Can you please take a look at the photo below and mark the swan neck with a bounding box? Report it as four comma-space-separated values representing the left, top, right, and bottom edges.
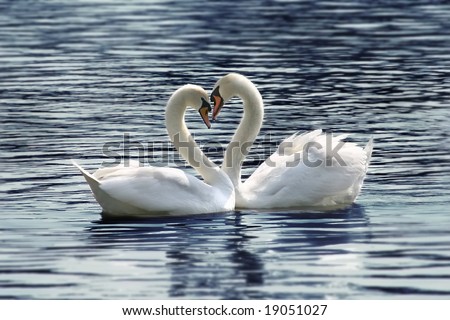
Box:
222, 80, 264, 188
165, 94, 221, 185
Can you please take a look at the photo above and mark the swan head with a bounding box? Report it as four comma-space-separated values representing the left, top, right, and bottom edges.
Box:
210, 73, 254, 120
174, 84, 212, 129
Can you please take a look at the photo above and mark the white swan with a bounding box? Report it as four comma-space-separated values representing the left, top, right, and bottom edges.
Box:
73, 84, 234, 218
210, 73, 372, 209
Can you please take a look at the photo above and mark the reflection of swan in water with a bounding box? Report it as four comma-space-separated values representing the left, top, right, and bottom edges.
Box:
165, 212, 265, 298
85, 204, 369, 299
260, 204, 369, 299
73, 85, 234, 219
85, 212, 265, 298
266, 203, 368, 249
226, 213, 265, 287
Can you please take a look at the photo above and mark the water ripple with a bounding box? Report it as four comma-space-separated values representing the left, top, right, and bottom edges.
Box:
1, 0, 449, 299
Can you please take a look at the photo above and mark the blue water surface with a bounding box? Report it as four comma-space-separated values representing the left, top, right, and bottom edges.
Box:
1, 0, 450, 299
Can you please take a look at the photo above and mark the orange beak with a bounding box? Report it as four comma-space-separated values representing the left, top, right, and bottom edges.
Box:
212, 95, 224, 121
199, 105, 211, 129
210, 86, 224, 121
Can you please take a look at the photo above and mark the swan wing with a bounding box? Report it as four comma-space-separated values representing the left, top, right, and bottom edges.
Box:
73, 161, 215, 217
240, 132, 371, 208
277, 129, 324, 156
99, 167, 213, 215
92, 159, 142, 180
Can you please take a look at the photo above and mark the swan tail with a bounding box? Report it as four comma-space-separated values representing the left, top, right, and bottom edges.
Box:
71, 160, 101, 191
364, 137, 374, 171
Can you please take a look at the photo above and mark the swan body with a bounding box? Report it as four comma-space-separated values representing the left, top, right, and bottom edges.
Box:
73, 85, 234, 218
210, 73, 372, 209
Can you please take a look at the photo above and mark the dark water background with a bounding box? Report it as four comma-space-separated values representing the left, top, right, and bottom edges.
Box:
1, 0, 450, 299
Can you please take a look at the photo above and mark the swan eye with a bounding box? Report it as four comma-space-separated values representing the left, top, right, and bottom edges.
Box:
201, 97, 211, 111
